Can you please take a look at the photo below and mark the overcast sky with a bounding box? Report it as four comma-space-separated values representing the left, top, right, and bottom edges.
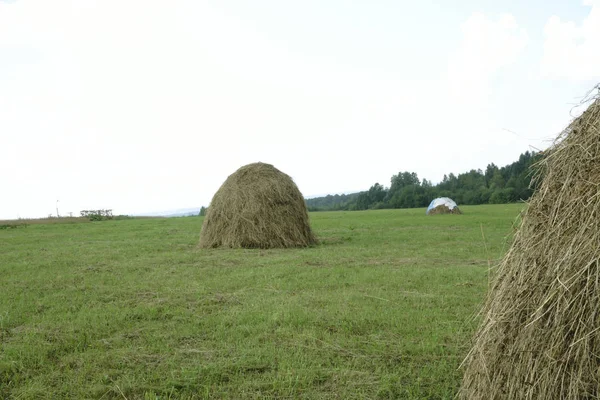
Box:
1, 0, 599, 219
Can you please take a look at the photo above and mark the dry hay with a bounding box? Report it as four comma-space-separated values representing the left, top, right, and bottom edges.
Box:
460, 87, 600, 399
427, 204, 462, 215
199, 162, 317, 249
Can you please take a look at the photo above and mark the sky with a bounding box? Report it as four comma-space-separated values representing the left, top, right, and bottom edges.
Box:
1, 0, 599, 219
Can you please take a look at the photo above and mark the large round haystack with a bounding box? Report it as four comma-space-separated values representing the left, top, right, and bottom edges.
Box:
199, 162, 317, 249
461, 88, 600, 399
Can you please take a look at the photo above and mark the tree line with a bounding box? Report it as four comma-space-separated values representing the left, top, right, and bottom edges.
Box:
80, 209, 114, 221
306, 151, 542, 211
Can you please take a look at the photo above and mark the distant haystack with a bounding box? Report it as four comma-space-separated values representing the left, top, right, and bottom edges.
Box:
460, 88, 600, 399
199, 162, 317, 249
426, 197, 462, 215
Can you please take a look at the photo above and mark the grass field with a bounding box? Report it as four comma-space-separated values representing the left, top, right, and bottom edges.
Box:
0, 204, 523, 399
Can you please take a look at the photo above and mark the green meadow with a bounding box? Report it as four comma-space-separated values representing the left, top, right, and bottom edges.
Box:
1, 204, 523, 399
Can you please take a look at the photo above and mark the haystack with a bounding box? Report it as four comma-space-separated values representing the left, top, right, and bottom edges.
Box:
426, 197, 462, 215
199, 162, 317, 249
460, 88, 600, 399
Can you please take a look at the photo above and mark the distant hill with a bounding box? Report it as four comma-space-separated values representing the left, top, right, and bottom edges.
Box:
305, 192, 361, 211
134, 207, 200, 217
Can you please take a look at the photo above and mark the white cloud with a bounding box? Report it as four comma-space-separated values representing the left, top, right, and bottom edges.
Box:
1, 0, 421, 217
440, 13, 533, 177
541, 1, 600, 80
0, 2, 574, 219
448, 13, 528, 106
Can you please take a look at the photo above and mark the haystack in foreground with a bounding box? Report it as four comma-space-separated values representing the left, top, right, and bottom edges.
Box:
199, 162, 317, 249
461, 91, 600, 399
426, 197, 462, 215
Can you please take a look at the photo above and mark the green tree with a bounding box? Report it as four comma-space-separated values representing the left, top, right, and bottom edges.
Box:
304, 151, 541, 211
490, 170, 505, 190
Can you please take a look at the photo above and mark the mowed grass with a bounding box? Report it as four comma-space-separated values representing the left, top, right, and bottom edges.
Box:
0, 204, 523, 399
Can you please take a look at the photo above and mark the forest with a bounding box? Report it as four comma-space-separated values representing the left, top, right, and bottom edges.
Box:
306, 151, 542, 211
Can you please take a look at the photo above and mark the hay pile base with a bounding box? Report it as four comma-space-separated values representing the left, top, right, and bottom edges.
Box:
461, 91, 600, 399
427, 205, 462, 215
199, 162, 317, 249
